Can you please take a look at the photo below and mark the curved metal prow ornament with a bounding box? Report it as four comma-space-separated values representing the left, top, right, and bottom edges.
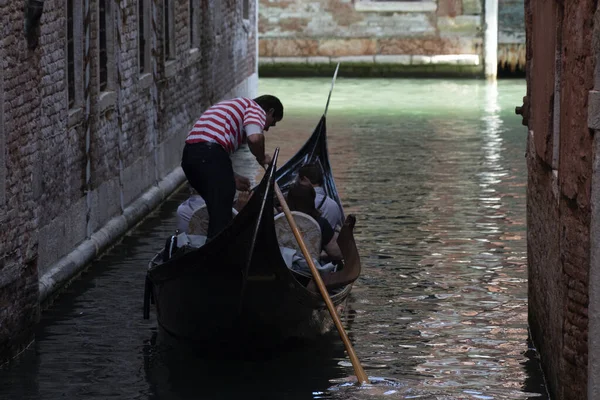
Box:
323, 63, 340, 118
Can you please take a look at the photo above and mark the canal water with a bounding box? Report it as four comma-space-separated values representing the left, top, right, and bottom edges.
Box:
0, 78, 548, 399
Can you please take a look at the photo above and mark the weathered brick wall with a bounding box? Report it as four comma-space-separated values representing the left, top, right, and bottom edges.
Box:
259, 0, 526, 74
525, 0, 596, 398
258, 0, 483, 74
1, 0, 257, 363
0, 0, 44, 361
557, 1, 595, 398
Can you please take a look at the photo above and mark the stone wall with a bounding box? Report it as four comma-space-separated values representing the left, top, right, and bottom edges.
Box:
257, 0, 525, 76
524, 0, 597, 399
0, 0, 258, 363
258, 0, 483, 76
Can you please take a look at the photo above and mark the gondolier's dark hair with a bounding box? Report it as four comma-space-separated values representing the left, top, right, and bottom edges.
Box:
253, 95, 284, 120
299, 163, 324, 186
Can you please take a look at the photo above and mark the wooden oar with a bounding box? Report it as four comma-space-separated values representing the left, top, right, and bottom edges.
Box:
272, 180, 369, 385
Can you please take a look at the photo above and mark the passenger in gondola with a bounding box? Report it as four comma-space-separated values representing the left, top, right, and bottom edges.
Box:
176, 185, 253, 234
286, 181, 343, 261
176, 186, 206, 233
298, 163, 343, 231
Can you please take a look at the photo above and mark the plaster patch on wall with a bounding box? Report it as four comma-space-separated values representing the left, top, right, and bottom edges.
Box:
354, 1, 437, 12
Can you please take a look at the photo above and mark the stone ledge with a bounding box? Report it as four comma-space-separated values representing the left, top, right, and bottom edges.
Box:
438, 15, 482, 36
139, 73, 153, 90
38, 167, 186, 303
430, 54, 480, 65
375, 55, 411, 65
332, 55, 375, 63
188, 47, 201, 64
98, 91, 117, 114
259, 61, 483, 78
308, 56, 331, 64
165, 60, 178, 79
259, 57, 275, 64
68, 107, 84, 128
354, 1, 437, 12
243, 19, 251, 34
260, 54, 480, 66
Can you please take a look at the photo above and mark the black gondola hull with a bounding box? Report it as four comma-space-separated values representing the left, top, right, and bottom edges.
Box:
146, 116, 360, 345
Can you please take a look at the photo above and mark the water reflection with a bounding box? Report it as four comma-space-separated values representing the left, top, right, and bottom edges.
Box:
142, 330, 350, 400
0, 78, 547, 400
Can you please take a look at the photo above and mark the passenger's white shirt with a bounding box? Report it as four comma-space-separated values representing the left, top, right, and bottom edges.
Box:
314, 186, 343, 230
176, 195, 206, 233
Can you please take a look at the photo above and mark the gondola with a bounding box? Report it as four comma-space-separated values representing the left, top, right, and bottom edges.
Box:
144, 66, 361, 347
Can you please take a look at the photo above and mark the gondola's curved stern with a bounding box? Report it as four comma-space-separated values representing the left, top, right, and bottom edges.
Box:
275, 115, 343, 217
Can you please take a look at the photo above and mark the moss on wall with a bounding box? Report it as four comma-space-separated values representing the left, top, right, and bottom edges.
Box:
259, 62, 484, 78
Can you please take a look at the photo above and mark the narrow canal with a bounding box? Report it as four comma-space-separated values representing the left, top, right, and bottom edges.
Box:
0, 78, 548, 399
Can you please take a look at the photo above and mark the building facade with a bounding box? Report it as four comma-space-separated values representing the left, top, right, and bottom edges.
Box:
0, 0, 258, 363
258, 0, 525, 77
519, 0, 600, 399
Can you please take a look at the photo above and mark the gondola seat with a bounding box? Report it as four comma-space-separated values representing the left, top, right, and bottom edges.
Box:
274, 211, 322, 262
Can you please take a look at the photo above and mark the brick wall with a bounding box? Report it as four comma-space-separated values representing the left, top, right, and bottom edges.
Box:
0, 0, 44, 362
0, 0, 257, 363
525, 0, 597, 398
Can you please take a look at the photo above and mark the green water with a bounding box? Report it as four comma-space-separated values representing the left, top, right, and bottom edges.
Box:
260, 78, 525, 118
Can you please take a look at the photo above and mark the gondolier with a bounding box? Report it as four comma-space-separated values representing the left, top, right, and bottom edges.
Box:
181, 95, 284, 239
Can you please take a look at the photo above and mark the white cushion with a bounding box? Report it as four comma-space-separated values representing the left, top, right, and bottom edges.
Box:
274, 211, 322, 261
188, 204, 239, 236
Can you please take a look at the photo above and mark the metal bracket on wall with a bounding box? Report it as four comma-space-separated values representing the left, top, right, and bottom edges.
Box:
515, 95, 529, 126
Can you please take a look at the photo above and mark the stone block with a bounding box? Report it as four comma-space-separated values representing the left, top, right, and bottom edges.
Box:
37, 197, 86, 276
317, 39, 377, 57
438, 15, 482, 36
437, 0, 462, 17
278, 57, 309, 63
121, 157, 156, 208
379, 37, 474, 55
331, 55, 375, 63
156, 128, 187, 180
462, 0, 483, 14
374, 55, 411, 65
260, 39, 319, 57
430, 54, 480, 65
88, 177, 122, 234
354, 1, 436, 12
307, 56, 331, 64
259, 57, 275, 64
411, 55, 432, 64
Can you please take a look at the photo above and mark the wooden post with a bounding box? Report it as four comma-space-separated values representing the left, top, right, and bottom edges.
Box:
484, 0, 498, 80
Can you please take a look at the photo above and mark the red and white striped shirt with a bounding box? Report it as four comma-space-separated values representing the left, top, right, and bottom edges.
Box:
185, 98, 267, 154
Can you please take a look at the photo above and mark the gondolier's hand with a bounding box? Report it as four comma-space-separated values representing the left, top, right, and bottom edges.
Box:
259, 153, 272, 167
234, 174, 251, 191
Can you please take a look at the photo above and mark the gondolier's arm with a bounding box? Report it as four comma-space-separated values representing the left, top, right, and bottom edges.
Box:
247, 130, 271, 166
